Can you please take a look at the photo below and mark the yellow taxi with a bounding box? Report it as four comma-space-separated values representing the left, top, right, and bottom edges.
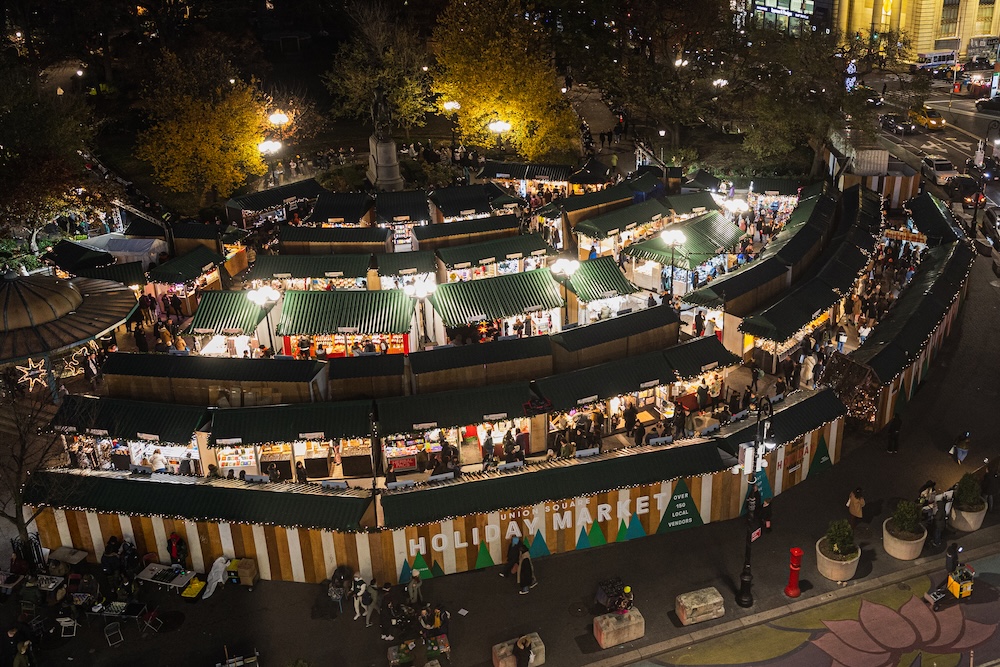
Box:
909, 105, 946, 130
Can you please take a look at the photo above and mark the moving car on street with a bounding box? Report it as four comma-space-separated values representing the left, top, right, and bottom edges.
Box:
910, 105, 947, 130
944, 174, 986, 209
921, 155, 960, 185
975, 97, 1000, 113
879, 113, 917, 135
966, 157, 1000, 182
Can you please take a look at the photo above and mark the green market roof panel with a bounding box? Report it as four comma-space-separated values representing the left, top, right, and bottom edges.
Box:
739, 280, 840, 343
210, 400, 372, 445
25, 469, 371, 532
573, 199, 668, 240
381, 440, 728, 528
44, 240, 114, 273
412, 214, 520, 241
561, 183, 633, 213
276, 289, 414, 335
661, 336, 742, 380
664, 192, 722, 217
428, 268, 563, 327
749, 178, 803, 196
478, 161, 573, 182
375, 251, 438, 277
305, 192, 374, 225
905, 193, 961, 246
227, 179, 330, 213
248, 254, 371, 281
375, 190, 431, 224
123, 216, 167, 238
147, 246, 226, 284
73, 261, 146, 286
713, 388, 846, 455
187, 290, 271, 336
327, 353, 405, 379
52, 395, 209, 443
376, 382, 535, 435
435, 234, 550, 268
565, 256, 637, 302
409, 336, 553, 375
532, 349, 676, 410
428, 185, 494, 217
278, 225, 391, 245
101, 352, 326, 383
550, 304, 679, 352
624, 212, 743, 269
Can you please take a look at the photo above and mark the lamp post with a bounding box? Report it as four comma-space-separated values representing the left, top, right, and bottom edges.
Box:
247, 285, 280, 353
985, 120, 1000, 159
269, 111, 289, 139
488, 118, 511, 153
404, 276, 437, 346
658, 129, 666, 164
551, 257, 580, 327
660, 229, 686, 304
443, 101, 461, 149
734, 396, 776, 608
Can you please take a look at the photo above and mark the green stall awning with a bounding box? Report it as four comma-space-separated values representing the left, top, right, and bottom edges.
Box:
74, 261, 147, 287
376, 383, 534, 435
148, 246, 226, 284
661, 336, 742, 380
664, 191, 721, 217
52, 395, 208, 444
739, 280, 840, 343
565, 256, 637, 302
249, 254, 371, 281
713, 388, 847, 455
412, 214, 520, 242
276, 289, 414, 336
375, 251, 438, 277
573, 199, 668, 240
550, 305, 678, 352
428, 268, 563, 327
210, 401, 372, 445
187, 290, 271, 336
532, 349, 676, 410
436, 234, 551, 269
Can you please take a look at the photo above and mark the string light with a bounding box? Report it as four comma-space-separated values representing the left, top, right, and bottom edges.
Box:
17, 358, 48, 391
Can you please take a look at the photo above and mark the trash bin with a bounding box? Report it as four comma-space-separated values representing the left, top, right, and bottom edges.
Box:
237, 558, 259, 590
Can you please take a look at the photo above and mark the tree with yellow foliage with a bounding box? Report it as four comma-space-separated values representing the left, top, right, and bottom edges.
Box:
136, 49, 268, 203
433, 0, 578, 162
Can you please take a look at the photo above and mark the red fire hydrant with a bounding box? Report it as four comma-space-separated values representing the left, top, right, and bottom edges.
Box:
785, 547, 803, 598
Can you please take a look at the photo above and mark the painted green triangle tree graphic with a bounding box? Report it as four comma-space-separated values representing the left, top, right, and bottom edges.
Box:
615, 521, 628, 543
474, 541, 495, 569
399, 559, 413, 583
657, 478, 703, 533
625, 512, 647, 540
588, 522, 607, 546
809, 435, 833, 476
431, 561, 446, 578
411, 551, 433, 579
576, 526, 591, 550
529, 532, 550, 558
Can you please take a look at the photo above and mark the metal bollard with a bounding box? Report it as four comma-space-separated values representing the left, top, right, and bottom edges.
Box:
784, 547, 803, 598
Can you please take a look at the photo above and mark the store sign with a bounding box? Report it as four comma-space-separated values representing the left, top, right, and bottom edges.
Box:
274, 273, 292, 279
479, 257, 496, 265
758, 4, 809, 19
530, 250, 547, 256
523, 305, 543, 313
393, 216, 411, 222
626, 223, 637, 230
460, 209, 477, 216
328, 217, 345, 224
640, 380, 659, 389
202, 263, 215, 273
483, 412, 508, 421
693, 207, 707, 214
600, 290, 619, 299
577, 394, 599, 405
324, 271, 344, 277
496, 173, 511, 178
299, 431, 325, 440
87, 429, 109, 436
399, 268, 417, 275
413, 422, 438, 430
466, 314, 487, 324
652, 213, 662, 221
455, 262, 472, 269
505, 253, 522, 260
765, 191, 780, 196
217, 437, 242, 445
338, 327, 359, 334
535, 175, 549, 182
608, 228, 620, 236
137, 433, 159, 442
701, 362, 719, 372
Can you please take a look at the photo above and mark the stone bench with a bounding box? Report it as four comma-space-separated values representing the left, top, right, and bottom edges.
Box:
593, 608, 645, 648
492, 632, 545, 667
676, 587, 725, 626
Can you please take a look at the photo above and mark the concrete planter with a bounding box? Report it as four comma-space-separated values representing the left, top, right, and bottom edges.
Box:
882, 518, 926, 561
815, 538, 861, 582
950, 505, 987, 532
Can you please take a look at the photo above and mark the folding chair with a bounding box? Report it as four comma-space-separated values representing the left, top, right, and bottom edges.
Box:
28, 615, 45, 636
57, 617, 79, 638
142, 553, 159, 567
141, 609, 163, 634
19, 600, 36, 616
105, 622, 124, 647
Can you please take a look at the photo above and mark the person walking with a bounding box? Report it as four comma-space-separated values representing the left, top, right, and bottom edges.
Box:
847, 487, 865, 529
499, 536, 520, 577
350, 573, 367, 621
982, 466, 998, 512
887, 414, 902, 453
516, 543, 536, 595
694, 310, 706, 337
951, 431, 971, 464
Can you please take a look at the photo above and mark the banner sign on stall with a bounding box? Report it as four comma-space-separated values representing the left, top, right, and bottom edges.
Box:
640, 380, 659, 389
87, 429, 109, 436
413, 422, 438, 430
483, 413, 508, 421
137, 433, 159, 442
299, 432, 325, 440
216, 437, 242, 446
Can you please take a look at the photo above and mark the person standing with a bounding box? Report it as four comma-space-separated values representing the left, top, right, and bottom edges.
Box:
887, 414, 902, 454
847, 488, 865, 529
513, 636, 533, 667
166, 532, 187, 565
295, 461, 308, 484
632, 421, 645, 448
500, 536, 520, 577
951, 432, 971, 464
694, 310, 706, 337
350, 573, 367, 621
623, 402, 637, 435
134, 326, 149, 353
363, 579, 378, 627
406, 570, 423, 605
516, 543, 536, 595
982, 466, 998, 512
150, 449, 167, 473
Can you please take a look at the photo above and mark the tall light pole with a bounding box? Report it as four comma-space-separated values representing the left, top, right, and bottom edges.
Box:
551, 257, 580, 326
658, 129, 666, 164
734, 396, 776, 608
404, 276, 437, 346
443, 101, 461, 149
247, 285, 280, 353
660, 229, 686, 304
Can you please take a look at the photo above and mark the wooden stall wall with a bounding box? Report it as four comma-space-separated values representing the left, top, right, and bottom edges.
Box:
29, 418, 843, 587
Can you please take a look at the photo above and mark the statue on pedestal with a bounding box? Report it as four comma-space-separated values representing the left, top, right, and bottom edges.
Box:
367, 84, 404, 192
372, 85, 393, 142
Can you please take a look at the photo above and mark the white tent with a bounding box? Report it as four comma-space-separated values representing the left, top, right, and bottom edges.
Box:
83, 233, 168, 270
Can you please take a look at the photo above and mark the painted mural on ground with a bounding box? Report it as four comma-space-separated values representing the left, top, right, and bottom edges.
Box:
637, 572, 1000, 667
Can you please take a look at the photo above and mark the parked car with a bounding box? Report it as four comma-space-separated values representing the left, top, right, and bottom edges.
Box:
921, 155, 960, 185
962, 57, 993, 73
879, 113, 917, 135
910, 105, 946, 130
975, 97, 1000, 113
945, 175, 986, 209
966, 157, 1000, 182
856, 85, 884, 107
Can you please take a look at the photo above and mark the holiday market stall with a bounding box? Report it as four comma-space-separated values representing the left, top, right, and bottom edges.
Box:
248, 254, 371, 291
277, 225, 392, 255
327, 354, 407, 400
168, 223, 250, 278
572, 198, 670, 261
663, 192, 722, 222
409, 336, 553, 394
146, 246, 228, 317
558, 256, 640, 325
225, 179, 330, 230
186, 290, 275, 358
549, 304, 680, 372
476, 160, 572, 198
435, 234, 551, 283
52, 395, 209, 472
427, 268, 564, 344
375, 190, 431, 251
275, 289, 416, 358
304, 192, 375, 226
411, 214, 520, 251
560, 183, 634, 248
73, 261, 147, 289
43, 240, 114, 275
209, 401, 375, 480
900, 193, 964, 247
375, 251, 438, 290
376, 382, 537, 470
428, 184, 497, 223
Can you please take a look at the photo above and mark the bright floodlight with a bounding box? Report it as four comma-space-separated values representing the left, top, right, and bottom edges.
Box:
247, 285, 280, 306
551, 258, 580, 276
404, 276, 436, 299
443, 101, 460, 112
658, 129, 666, 137
257, 140, 281, 154
661, 229, 686, 246
269, 111, 289, 126
488, 119, 511, 133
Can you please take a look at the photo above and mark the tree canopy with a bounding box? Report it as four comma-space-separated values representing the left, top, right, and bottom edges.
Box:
433, 0, 577, 161
135, 48, 268, 202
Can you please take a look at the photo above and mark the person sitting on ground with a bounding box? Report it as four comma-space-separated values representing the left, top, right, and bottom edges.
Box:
430, 455, 448, 476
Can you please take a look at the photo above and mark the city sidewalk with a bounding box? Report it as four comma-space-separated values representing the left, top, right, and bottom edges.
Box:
2, 257, 997, 667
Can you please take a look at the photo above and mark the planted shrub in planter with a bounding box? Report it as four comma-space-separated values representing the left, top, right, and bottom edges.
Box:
883, 500, 926, 560
951, 473, 987, 532
816, 519, 861, 581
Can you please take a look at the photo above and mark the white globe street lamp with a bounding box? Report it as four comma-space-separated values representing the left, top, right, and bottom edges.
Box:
404, 277, 437, 344
660, 229, 687, 304
247, 286, 280, 352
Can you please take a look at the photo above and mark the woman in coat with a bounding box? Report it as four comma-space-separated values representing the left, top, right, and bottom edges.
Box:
517, 543, 536, 595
